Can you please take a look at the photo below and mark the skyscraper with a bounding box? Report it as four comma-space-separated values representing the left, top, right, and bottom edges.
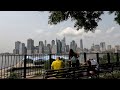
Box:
34, 46, 39, 54
51, 45, 57, 54
70, 40, 77, 52
80, 39, 83, 52
19, 43, 25, 55
27, 38, 34, 55
39, 41, 44, 54
100, 42, 106, 52
51, 40, 55, 46
115, 45, 120, 53
66, 45, 69, 53
15, 41, 21, 54
45, 40, 47, 46
56, 39, 62, 54
94, 45, 100, 52
61, 37, 66, 54
107, 45, 112, 51
44, 44, 51, 54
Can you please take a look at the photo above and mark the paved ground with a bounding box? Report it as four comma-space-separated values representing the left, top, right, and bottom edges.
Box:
28, 76, 65, 79
28, 76, 44, 79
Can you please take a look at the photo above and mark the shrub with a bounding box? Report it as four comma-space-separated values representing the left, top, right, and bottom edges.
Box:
44, 60, 50, 70
8, 72, 22, 79
100, 71, 120, 79
44, 59, 55, 70
34, 60, 44, 65
26, 59, 33, 63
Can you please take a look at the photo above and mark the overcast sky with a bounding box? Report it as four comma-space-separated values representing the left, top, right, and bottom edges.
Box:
0, 11, 120, 53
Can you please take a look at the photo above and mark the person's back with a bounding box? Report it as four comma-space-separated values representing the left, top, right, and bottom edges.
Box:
51, 57, 64, 70
90, 59, 99, 70
69, 49, 79, 67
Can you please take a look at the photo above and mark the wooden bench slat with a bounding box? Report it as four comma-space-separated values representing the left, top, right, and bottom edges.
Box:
44, 65, 97, 79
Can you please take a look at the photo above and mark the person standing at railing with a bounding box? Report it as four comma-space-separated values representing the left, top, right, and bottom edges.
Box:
51, 57, 65, 70
69, 49, 80, 67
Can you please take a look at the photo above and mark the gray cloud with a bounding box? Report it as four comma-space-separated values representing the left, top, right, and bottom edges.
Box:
106, 27, 115, 33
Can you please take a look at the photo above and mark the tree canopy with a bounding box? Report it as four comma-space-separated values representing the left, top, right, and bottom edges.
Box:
48, 11, 120, 32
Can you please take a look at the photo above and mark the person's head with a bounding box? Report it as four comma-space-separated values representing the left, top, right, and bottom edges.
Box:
86, 60, 91, 66
56, 57, 60, 60
69, 49, 74, 53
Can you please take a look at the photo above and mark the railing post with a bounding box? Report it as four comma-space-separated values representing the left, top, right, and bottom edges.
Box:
24, 54, 27, 79
96, 53, 99, 64
116, 53, 119, 62
84, 53, 87, 62
96, 53, 100, 78
49, 54, 52, 69
107, 53, 110, 64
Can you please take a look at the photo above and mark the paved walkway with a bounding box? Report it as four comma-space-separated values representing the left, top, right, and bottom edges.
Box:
28, 76, 67, 79
27, 75, 44, 79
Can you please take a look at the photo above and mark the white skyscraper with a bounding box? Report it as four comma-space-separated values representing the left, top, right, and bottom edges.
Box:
51, 45, 57, 54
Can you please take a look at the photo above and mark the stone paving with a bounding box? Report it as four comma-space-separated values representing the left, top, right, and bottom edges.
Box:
28, 76, 44, 79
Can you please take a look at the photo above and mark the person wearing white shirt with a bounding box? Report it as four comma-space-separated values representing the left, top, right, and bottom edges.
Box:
90, 59, 99, 70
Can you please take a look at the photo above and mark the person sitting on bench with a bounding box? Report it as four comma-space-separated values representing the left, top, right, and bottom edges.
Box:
51, 57, 65, 70
86, 60, 96, 78
51, 57, 65, 78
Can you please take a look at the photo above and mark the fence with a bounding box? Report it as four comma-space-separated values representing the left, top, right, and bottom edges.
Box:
0, 53, 120, 79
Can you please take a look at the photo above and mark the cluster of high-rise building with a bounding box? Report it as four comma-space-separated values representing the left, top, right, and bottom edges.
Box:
13, 37, 84, 55
13, 37, 120, 55
89, 42, 120, 53
13, 41, 27, 55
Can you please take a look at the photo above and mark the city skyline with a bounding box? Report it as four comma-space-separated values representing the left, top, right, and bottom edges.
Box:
1, 11, 120, 53
11, 37, 120, 55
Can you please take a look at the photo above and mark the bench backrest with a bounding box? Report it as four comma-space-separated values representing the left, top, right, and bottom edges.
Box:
44, 65, 97, 79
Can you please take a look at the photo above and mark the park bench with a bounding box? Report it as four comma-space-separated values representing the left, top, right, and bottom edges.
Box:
43, 65, 97, 79
98, 63, 118, 77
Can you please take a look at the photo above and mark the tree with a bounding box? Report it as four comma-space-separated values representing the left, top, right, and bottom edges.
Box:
48, 11, 120, 32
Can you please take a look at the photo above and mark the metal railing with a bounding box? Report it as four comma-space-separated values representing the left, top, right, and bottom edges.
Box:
0, 53, 120, 79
